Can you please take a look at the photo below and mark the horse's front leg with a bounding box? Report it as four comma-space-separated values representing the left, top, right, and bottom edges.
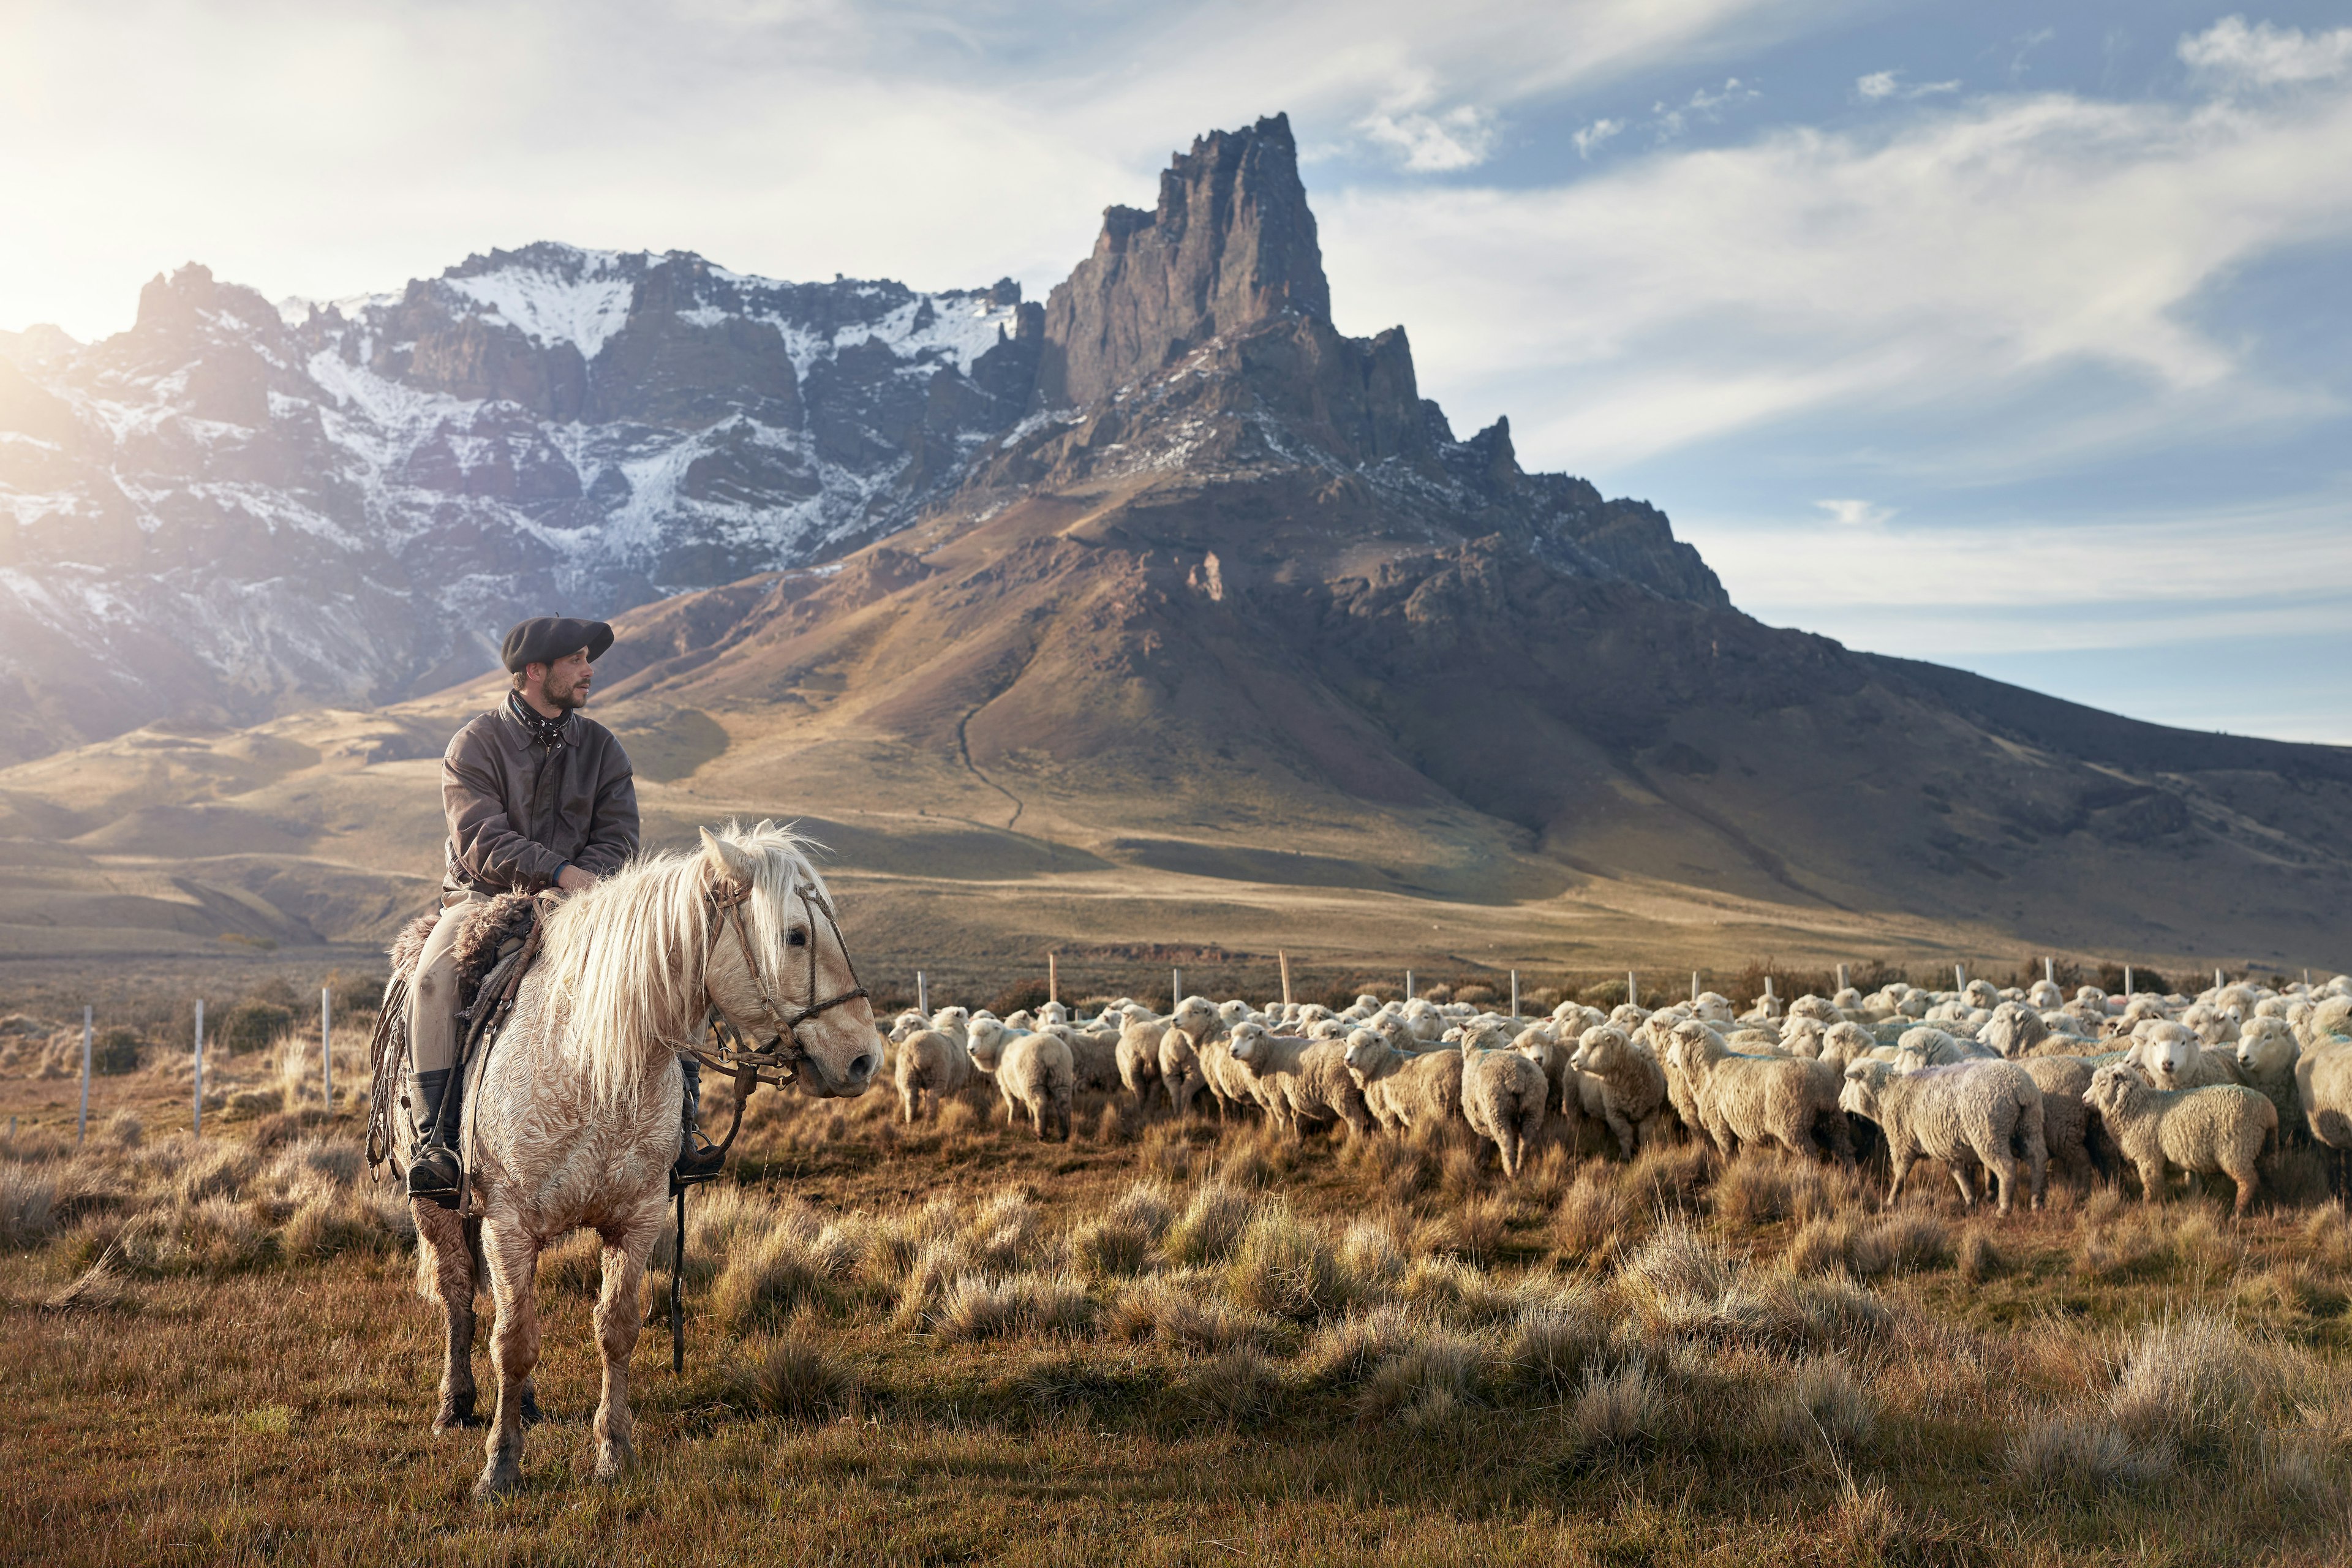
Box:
475, 1216, 542, 1499
592, 1213, 664, 1480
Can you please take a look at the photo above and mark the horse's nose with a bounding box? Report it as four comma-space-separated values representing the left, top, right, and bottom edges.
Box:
848, 1050, 876, 1083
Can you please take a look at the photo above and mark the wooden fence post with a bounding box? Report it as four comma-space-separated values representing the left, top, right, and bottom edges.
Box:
1837, 963, 1849, 993
2125, 965, 2134, 997
321, 986, 333, 1111
193, 999, 205, 1139
1279, 952, 1292, 1008
1627, 971, 1637, 1009
1691, 970, 1700, 1003
1510, 970, 1520, 1017
917, 971, 928, 1016
1954, 963, 1966, 993
1405, 970, 1414, 1001
78, 1006, 91, 1144
1049, 952, 1058, 1006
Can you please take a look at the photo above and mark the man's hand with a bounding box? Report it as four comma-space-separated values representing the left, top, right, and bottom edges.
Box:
556, 864, 598, 894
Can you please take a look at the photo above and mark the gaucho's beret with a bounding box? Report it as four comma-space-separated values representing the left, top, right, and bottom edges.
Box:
501, 616, 614, 674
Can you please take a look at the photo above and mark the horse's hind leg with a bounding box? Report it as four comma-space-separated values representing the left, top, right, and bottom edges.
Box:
413, 1202, 478, 1432
475, 1216, 542, 1499
592, 1216, 662, 1480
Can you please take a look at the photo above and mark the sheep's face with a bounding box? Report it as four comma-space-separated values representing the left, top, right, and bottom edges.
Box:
932, 1006, 971, 1037
1820, 1022, 1872, 1065
967, 1019, 1009, 1071
1838, 1061, 1887, 1117
2134, 1030, 2199, 1091
1172, 997, 1217, 1036
2085, 1061, 2150, 1115
2238, 1019, 2297, 1076
1572, 1024, 1626, 1074
1229, 1022, 1269, 1066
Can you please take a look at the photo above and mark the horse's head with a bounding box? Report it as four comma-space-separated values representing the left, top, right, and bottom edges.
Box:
700, 824, 879, 1098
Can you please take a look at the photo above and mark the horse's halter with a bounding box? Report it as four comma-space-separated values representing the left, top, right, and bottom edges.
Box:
703, 873, 870, 1077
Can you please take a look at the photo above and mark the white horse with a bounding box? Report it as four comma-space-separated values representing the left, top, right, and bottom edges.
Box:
404, 821, 880, 1498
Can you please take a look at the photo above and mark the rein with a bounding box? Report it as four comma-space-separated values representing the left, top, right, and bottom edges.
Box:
684, 877, 870, 1158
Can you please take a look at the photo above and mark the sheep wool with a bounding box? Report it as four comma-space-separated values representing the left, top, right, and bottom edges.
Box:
1342, 1030, 1465, 1134
2086, 1062, 2275, 1218
1570, 1025, 1671, 1159
1669, 1021, 1850, 1163
1459, 1033, 1550, 1178
1839, 1058, 2047, 1213
892, 1027, 973, 1124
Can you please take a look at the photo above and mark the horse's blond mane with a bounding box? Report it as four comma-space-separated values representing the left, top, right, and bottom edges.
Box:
538, 820, 827, 1106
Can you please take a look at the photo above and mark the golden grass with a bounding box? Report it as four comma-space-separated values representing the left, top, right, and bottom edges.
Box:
7, 1052, 2352, 1564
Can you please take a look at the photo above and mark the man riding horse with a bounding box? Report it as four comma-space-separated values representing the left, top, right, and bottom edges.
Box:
405, 615, 725, 1205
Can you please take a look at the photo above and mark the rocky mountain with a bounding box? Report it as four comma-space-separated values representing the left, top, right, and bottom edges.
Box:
0, 113, 2344, 971
0, 242, 1043, 763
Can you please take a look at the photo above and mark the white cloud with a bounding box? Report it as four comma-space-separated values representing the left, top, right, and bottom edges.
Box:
1572, 118, 1625, 159
1322, 74, 2352, 472
1360, 104, 1497, 172
1815, 499, 1894, 527
1856, 69, 1961, 102
2179, 15, 2352, 89
0, 0, 1813, 338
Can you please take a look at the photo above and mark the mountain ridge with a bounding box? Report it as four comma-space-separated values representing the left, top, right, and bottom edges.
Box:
0, 111, 2344, 971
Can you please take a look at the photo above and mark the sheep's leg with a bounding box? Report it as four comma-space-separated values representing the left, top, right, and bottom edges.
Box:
2228, 1159, 2260, 1219
417, 1201, 478, 1433
591, 1218, 658, 1480
475, 1217, 541, 1499
1605, 1109, 1637, 1161
1983, 1148, 2021, 1215
1885, 1150, 1912, 1208
2135, 1158, 2168, 1205
899, 1079, 919, 1124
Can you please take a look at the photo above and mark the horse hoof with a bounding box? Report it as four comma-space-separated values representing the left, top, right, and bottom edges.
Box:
518, 1390, 545, 1427
594, 1439, 635, 1481
473, 1461, 522, 1501
433, 1408, 481, 1434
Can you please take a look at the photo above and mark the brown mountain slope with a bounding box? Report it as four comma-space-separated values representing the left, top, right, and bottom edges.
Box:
0, 113, 2343, 978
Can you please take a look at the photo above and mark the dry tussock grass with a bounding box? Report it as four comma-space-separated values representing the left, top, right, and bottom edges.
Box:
7, 1047, 2352, 1563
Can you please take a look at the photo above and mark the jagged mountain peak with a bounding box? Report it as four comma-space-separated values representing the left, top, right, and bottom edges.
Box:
1038, 111, 1330, 409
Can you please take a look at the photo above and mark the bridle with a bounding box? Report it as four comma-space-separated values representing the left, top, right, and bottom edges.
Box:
690, 873, 870, 1116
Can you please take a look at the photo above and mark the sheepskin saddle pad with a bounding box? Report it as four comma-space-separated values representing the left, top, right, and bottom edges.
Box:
386, 892, 543, 1022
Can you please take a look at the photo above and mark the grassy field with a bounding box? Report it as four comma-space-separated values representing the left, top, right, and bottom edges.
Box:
7, 1025, 2352, 1566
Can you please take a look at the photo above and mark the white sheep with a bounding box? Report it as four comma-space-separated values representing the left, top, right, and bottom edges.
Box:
2085, 1062, 2275, 1218
1459, 1027, 1550, 1178
1570, 1024, 1671, 1159
969, 1020, 1074, 1140
1839, 1058, 2047, 1213
1115, 1008, 1169, 1112
1226, 1022, 1373, 1139
2126, 1022, 2242, 1091
1668, 1021, 1849, 1163
1981, 1002, 2048, 1059
1896, 1026, 1999, 1067
1341, 1030, 1464, 1134
2016, 1054, 2099, 1185
2294, 1036, 2352, 1154
2235, 1016, 2301, 1136
892, 1027, 973, 1123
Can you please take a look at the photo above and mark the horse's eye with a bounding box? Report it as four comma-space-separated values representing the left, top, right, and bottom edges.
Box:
786, 929, 808, 948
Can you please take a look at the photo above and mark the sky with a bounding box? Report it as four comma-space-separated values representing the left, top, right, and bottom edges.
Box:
4, 0, 2348, 742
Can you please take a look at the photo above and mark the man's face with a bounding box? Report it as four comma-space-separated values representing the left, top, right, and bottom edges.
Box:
541, 648, 594, 709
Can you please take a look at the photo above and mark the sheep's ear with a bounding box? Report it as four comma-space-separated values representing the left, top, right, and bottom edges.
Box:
701, 826, 758, 888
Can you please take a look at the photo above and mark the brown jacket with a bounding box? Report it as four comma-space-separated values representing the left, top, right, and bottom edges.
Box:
440, 696, 639, 899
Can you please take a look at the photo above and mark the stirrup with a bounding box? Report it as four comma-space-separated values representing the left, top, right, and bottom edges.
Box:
406, 1144, 464, 1210
671, 1134, 726, 1192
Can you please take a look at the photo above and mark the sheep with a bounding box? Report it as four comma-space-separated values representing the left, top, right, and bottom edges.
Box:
968, 1020, 1074, 1141
1164, 996, 1236, 1119
892, 1027, 974, 1123
2294, 1037, 2352, 1155
1981, 1002, 2048, 1059
1115, 1009, 1169, 1112
1668, 1021, 1850, 1163
1570, 1024, 1671, 1159
2084, 1062, 2275, 1219
1839, 1058, 2047, 1213
2126, 1022, 2242, 1091
1896, 1026, 1999, 1067
1226, 1022, 1373, 1139
1460, 1029, 1550, 1178
2235, 1016, 2302, 1137
2015, 1055, 2099, 1185
1341, 1030, 1464, 1135
1055, 1021, 1123, 1093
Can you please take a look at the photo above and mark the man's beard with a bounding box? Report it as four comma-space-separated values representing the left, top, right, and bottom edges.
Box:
546, 678, 590, 711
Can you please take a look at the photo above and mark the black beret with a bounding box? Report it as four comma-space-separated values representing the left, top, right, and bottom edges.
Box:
501, 616, 614, 673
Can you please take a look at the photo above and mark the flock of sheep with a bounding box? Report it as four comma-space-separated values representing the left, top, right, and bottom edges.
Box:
886, 971, 2352, 1220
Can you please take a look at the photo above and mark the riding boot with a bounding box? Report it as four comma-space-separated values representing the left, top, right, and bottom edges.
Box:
673, 1054, 725, 1188
405, 1067, 464, 1209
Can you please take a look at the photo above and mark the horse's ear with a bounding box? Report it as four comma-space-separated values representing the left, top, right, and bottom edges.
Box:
753, 816, 777, 837
700, 826, 759, 889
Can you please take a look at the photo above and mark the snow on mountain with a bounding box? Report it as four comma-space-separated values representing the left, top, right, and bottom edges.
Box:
0, 243, 1044, 762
